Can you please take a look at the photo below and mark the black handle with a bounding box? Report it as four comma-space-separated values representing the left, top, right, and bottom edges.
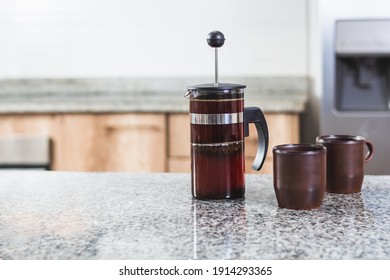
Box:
244, 107, 269, 171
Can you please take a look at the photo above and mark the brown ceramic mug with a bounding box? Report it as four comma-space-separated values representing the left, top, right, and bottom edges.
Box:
316, 135, 374, 194
273, 144, 326, 210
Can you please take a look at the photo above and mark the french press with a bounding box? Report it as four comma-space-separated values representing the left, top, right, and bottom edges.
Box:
185, 31, 269, 200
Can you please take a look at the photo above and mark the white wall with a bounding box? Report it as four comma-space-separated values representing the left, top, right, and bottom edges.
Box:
0, 0, 307, 78
300, 0, 320, 143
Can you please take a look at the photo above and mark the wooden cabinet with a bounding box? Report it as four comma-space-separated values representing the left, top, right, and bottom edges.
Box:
0, 112, 299, 173
55, 114, 166, 172
167, 113, 299, 174
0, 114, 166, 172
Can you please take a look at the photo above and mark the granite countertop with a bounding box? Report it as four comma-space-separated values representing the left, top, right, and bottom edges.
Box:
0, 171, 389, 260
0, 77, 308, 113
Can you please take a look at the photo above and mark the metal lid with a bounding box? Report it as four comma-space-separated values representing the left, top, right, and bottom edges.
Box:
185, 83, 245, 99
187, 83, 246, 91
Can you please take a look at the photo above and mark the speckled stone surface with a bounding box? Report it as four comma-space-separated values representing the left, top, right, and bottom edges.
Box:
0, 171, 389, 260
0, 77, 308, 113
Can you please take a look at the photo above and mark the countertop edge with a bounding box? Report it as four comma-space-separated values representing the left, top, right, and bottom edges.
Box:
0, 77, 309, 114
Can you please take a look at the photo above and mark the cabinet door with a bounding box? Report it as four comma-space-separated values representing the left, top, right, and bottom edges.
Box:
167, 113, 191, 172
56, 114, 166, 172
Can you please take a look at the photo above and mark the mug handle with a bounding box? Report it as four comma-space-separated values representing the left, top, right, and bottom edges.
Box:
244, 107, 269, 171
365, 140, 374, 162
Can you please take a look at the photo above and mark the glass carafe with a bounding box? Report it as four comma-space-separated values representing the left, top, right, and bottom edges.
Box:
185, 83, 268, 199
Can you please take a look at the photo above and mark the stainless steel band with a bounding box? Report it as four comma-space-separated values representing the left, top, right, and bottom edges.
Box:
190, 112, 243, 125
191, 140, 244, 147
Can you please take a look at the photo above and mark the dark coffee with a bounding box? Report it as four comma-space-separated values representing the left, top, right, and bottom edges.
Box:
191, 141, 245, 199
190, 97, 245, 199
186, 82, 268, 200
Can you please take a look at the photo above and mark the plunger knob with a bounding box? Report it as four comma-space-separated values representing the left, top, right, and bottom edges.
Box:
206, 31, 225, 48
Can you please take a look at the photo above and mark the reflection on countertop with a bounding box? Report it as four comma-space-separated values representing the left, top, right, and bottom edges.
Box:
0, 172, 389, 260
0, 77, 308, 113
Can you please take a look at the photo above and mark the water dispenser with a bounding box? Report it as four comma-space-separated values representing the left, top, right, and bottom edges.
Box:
320, 15, 390, 175
335, 20, 390, 111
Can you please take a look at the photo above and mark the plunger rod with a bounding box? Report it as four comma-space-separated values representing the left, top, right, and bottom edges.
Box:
206, 31, 225, 86
215, 48, 218, 86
